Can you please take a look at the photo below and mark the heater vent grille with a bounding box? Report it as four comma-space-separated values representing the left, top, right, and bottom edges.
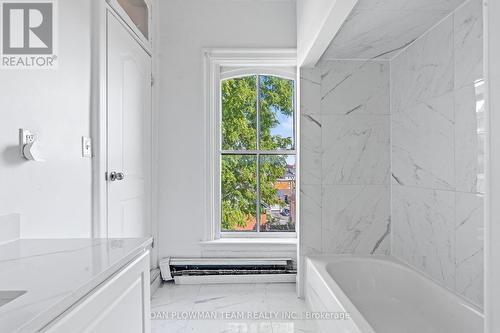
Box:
168, 258, 295, 277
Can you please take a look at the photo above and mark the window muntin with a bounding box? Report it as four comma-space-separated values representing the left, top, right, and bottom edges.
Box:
220, 73, 296, 234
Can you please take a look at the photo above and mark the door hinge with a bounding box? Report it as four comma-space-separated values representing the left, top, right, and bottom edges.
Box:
151, 75, 154, 87
151, 237, 155, 248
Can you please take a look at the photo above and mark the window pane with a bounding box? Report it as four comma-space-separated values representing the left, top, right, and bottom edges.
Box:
221, 76, 257, 150
117, 0, 149, 39
260, 155, 296, 232
221, 155, 257, 231
259, 76, 294, 150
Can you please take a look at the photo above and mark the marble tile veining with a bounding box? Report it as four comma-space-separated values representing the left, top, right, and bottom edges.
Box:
322, 114, 390, 185
320, 60, 389, 115
454, 0, 484, 89
391, 15, 454, 112
300, 114, 322, 185
323, 9, 448, 60
389, 0, 484, 307
301, 58, 392, 259
300, 67, 322, 186
151, 283, 320, 333
355, 0, 466, 12
321, 0, 466, 60
300, 185, 322, 255
392, 186, 456, 286
300, 68, 321, 116
322, 185, 390, 255
455, 192, 484, 308
391, 92, 455, 190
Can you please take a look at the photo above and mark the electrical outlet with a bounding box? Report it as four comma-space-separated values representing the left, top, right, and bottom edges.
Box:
25, 134, 35, 144
19, 129, 34, 152
82, 137, 92, 158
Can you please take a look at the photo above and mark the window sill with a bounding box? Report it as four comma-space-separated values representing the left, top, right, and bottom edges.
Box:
200, 238, 297, 246
199, 238, 296, 257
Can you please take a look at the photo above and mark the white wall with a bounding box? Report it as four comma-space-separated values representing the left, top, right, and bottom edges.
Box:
0, 0, 92, 238
157, 0, 296, 258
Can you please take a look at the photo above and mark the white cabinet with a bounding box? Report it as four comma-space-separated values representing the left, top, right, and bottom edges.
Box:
42, 251, 151, 333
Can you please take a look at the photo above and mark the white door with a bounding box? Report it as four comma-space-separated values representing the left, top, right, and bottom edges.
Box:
106, 11, 152, 239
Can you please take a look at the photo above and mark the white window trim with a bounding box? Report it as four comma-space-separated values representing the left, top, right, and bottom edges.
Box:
203, 48, 298, 241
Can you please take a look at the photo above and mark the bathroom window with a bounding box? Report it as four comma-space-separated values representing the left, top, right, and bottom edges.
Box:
218, 72, 296, 236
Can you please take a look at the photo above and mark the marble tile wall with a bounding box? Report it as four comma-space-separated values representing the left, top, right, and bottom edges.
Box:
322, 0, 466, 60
299, 67, 322, 295
300, 0, 483, 308
320, 60, 391, 256
300, 67, 322, 262
391, 0, 484, 308
300, 59, 392, 263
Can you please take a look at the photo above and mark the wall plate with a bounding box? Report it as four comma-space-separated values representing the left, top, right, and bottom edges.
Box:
19, 129, 35, 152
82, 136, 92, 158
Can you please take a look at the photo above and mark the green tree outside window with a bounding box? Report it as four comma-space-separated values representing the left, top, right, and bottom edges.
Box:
221, 75, 295, 232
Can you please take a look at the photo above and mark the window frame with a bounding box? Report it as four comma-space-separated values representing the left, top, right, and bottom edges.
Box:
204, 49, 298, 240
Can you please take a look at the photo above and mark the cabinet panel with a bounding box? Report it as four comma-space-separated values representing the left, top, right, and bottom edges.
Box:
43, 251, 150, 333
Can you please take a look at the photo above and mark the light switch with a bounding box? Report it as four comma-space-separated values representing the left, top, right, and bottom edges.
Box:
82, 137, 92, 158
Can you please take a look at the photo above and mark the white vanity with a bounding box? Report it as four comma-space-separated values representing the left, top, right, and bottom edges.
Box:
0, 238, 152, 333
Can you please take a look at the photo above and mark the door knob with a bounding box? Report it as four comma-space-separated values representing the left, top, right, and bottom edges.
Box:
107, 171, 125, 181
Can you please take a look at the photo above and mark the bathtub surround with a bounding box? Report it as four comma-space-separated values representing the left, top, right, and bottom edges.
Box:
300, 60, 391, 259
391, 0, 484, 307
300, 0, 484, 309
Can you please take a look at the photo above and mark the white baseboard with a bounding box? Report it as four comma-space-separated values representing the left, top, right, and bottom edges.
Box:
173, 274, 296, 285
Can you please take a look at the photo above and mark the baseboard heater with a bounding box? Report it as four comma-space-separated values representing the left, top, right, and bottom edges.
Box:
159, 257, 296, 284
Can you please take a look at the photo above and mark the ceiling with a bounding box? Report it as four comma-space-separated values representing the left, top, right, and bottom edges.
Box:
321, 0, 467, 60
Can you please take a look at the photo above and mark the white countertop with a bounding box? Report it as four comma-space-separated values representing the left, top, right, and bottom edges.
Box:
0, 238, 152, 333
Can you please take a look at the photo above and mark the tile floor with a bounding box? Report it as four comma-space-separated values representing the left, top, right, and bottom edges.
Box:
151, 283, 320, 333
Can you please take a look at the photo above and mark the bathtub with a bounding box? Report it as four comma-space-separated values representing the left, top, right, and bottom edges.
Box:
304, 256, 483, 333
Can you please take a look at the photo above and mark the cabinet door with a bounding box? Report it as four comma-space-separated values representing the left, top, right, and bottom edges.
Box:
42, 251, 150, 333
